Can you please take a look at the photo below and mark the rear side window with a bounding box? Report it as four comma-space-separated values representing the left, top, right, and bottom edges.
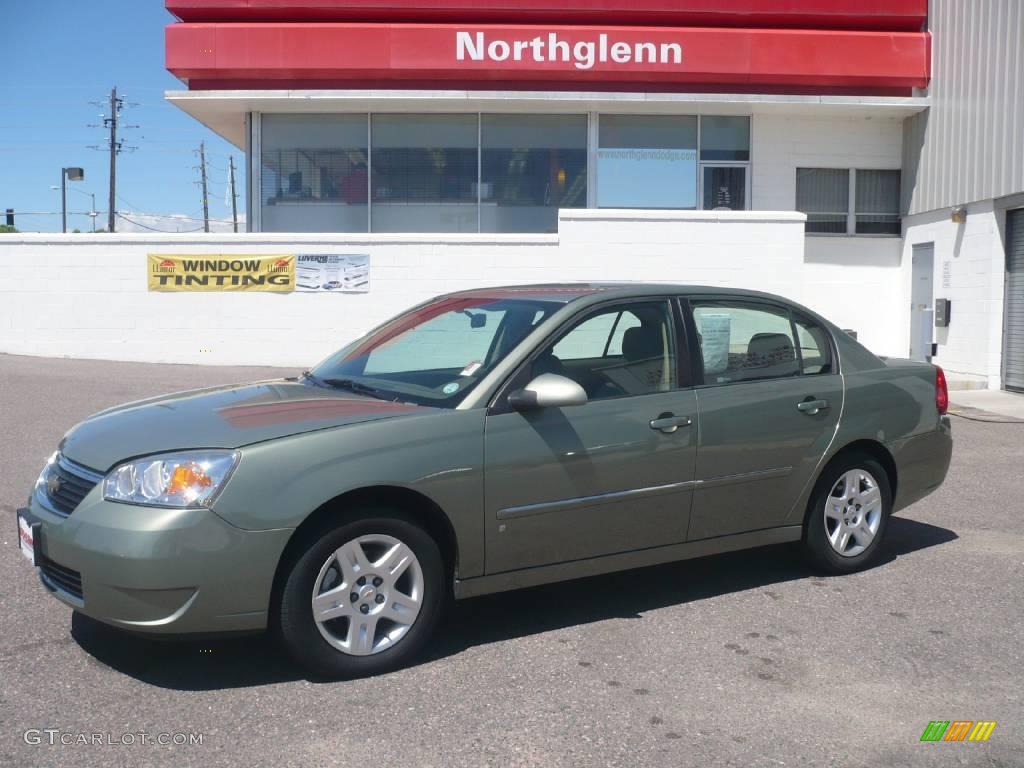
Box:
793, 315, 833, 375
691, 302, 800, 384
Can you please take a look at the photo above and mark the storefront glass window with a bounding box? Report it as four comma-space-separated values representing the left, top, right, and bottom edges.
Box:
260, 115, 369, 232
700, 116, 751, 161
480, 114, 588, 233
370, 114, 478, 233
597, 115, 698, 209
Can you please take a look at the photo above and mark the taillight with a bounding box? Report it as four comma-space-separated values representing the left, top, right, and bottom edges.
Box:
935, 365, 949, 415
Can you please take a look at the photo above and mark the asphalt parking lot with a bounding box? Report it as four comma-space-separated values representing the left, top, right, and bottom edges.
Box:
1, 353, 1022, 768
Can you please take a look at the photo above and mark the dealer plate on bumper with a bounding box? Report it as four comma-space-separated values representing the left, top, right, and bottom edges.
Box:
17, 508, 39, 566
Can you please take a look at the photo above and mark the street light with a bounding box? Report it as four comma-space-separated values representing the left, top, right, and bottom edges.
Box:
50, 183, 97, 232
60, 167, 84, 233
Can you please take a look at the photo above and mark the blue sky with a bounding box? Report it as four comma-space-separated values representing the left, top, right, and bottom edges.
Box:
1, 1, 244, 233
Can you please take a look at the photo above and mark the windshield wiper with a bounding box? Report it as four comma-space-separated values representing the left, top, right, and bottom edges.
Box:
320, 377, 396, 401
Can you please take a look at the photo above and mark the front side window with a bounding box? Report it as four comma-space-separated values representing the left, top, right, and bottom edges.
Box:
312, 296, 559, 406
691, 302, 800, 384
537, 302, 677, 400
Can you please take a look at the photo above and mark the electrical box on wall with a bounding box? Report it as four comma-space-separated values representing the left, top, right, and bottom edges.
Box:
935, 298, 951, 327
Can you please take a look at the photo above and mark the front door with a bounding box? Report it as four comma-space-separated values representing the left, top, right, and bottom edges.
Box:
686, 299, 843, 540
701, 165, 749, 210
484, 300, 698, 574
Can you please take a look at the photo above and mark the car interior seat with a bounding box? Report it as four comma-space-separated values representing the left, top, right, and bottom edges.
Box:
744, 332, 799, 379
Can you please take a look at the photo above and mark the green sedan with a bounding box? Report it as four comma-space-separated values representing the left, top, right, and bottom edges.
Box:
17, 284, 952, 677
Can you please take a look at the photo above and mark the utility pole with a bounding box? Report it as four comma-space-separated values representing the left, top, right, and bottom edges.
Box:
89, 87, 135, 233
228, 155, 239, 233
106, 88, 119, 232
198, 142, 210, 233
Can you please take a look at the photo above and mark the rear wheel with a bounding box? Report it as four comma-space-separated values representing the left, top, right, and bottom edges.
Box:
802, 454, 891, 574
278, 511, 444, 678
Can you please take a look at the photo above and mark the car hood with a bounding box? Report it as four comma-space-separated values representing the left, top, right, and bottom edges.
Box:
61, 379, 426, 471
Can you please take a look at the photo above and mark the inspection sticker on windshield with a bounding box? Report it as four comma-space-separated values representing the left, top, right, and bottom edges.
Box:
443, 382, 460, 395
459, 361, 482, 377
18, 512, 36, 566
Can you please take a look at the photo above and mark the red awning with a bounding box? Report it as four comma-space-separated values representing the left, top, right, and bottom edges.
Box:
166, 0, 927, 32
166, 22, 930, 94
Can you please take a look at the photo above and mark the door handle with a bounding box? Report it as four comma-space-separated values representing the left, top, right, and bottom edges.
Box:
796, 399, 830, 415
649, 413, 692, 433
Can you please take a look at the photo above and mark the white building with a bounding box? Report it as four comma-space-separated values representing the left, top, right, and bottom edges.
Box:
1, 0, 1020, 386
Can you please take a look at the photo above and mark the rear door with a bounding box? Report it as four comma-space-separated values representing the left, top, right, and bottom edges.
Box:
684, 297, 843, 540
483, 299, 698, 574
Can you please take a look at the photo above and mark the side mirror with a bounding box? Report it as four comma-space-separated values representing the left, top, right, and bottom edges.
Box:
508, 373, 588, 411
463, 310, 487, 328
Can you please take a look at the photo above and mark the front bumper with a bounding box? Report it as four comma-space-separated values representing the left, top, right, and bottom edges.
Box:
19, 487, 293, 634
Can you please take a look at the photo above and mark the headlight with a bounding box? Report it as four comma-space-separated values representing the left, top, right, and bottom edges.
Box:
103, 451, 239, 508
35, 451, 59, 489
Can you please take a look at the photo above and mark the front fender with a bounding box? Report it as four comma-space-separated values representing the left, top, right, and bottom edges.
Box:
212, 409, 486, 577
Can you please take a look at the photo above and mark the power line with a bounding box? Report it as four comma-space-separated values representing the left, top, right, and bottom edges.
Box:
120, 211, 237, 224
116, 212, 204, 233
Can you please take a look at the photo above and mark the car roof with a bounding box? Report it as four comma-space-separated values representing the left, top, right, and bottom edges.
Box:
448, 283, 796, 305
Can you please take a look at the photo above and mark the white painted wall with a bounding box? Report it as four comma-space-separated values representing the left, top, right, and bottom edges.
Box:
751, 112, 903, 211
749, 112, 909, 359
801, 236, 907, 359
903, 202, 1008, 388
0, 208, 921, 368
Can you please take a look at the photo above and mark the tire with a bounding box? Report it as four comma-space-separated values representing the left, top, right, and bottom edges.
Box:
277, 509, 445, 678
802, 454, 892, 575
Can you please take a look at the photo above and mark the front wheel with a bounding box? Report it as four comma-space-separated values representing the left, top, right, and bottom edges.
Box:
802, 455, 891, 575
278, 512, 444, 678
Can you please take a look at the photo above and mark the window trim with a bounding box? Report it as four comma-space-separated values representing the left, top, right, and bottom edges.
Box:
683, 296, 839, 389
487, 296, 688, 415
797, 166, 901, 238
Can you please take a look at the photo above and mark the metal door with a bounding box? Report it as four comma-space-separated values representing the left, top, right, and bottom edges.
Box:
1004, 209, 1024, 391
910, 243, 935, 362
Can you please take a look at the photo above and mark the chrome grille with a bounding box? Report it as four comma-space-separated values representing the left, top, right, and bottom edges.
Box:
39, 454, 104, 517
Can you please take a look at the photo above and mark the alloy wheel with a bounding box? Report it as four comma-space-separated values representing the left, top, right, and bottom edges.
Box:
311, 533, 424, 656
823, 469, 883, 558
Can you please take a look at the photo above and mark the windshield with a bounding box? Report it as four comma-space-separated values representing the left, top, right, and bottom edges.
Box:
310, 296, 561, 407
